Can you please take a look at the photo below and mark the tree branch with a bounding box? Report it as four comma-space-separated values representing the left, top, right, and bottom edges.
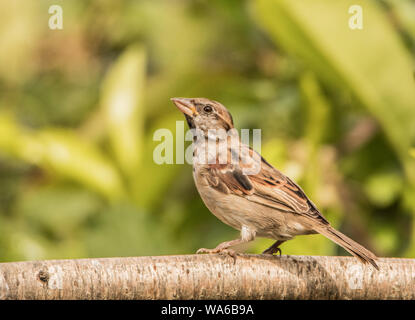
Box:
0, 255, 414, 299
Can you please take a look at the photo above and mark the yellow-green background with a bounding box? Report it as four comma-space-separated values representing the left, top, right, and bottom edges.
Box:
0, 0, 414, 262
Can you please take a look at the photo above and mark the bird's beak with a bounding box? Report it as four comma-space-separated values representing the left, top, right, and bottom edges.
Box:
171, 98, 198, 117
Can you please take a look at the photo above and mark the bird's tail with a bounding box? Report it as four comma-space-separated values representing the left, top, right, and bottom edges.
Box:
314, 225, 379, 270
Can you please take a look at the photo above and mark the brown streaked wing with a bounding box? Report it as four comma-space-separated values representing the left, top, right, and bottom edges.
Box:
203, 166, 254, 196
250, 157, 329, 224
204, 150, 329, 224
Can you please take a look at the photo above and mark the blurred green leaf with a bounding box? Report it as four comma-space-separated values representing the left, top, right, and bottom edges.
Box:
371, 219, 401, 256
37, 129, 124, 200
0, 113, 123, 200
17, 186, 102, 239
385, 0, 415, 41
261, 138, 288, 167
101, 44, 146, 178
300, 72, 330, 147
133, 114, 183, 207
299, 72, 331, 196
0, 112, 23, 156
364, 171, 404, 207
0, 1, 41, 84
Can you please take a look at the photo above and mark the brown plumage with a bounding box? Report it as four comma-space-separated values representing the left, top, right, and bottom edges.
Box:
171, 97, 379, 270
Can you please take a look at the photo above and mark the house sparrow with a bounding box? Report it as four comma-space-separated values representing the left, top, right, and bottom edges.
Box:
171, 97, 379, 270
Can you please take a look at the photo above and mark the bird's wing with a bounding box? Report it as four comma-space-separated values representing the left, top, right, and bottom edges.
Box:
204, 146, 329, 225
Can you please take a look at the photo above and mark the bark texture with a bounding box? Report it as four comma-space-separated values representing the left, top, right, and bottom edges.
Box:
0, 254, 414, 299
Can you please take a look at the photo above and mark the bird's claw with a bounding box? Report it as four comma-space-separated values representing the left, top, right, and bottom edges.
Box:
262, 247, 282, 256
196, 248, 216, 254
196, 247, 238, 263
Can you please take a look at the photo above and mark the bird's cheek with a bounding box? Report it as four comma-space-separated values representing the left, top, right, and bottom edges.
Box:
195, 119, 206, 131
184, 115, 196, 129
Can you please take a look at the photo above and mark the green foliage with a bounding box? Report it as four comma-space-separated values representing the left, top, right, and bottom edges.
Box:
255, 0, 415, 180
101, 44, 146, 178
0, 0, 414, 261
364, 171, 404, 207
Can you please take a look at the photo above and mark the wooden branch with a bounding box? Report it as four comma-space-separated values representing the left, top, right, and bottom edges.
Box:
0, 255, 414, 299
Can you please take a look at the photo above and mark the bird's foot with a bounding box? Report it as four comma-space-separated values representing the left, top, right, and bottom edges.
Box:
262, 247, 281, 255
262, 240, 285, 255
196, 247, 238, 262
262, 246, 282, 255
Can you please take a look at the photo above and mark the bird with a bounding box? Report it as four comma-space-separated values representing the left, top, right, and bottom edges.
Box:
171, 97, 379, 270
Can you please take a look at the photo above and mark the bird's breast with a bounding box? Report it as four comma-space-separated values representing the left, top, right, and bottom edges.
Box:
193, 165, 244, 230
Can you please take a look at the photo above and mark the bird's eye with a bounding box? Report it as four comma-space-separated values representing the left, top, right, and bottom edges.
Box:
203, 105, 213, 113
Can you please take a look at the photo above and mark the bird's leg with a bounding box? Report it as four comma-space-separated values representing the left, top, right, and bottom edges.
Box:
262, 240, 285, 255
196, 226, 255, 259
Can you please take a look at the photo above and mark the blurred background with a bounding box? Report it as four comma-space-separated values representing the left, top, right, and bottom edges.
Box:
0, 0, 414, 262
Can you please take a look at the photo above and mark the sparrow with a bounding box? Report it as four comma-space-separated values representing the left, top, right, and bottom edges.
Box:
171, 97, 379, 270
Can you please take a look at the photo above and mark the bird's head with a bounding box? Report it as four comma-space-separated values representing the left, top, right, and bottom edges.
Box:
171, 97, 234, 133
